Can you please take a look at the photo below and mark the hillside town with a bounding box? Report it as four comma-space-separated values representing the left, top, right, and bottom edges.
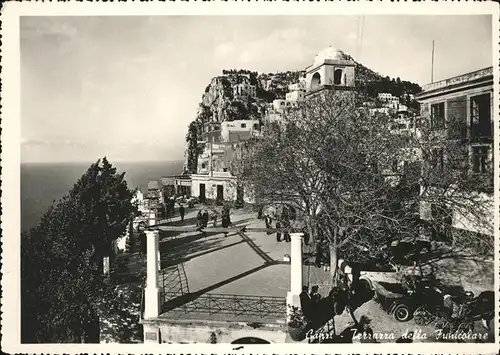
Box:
107, 47, 495, 344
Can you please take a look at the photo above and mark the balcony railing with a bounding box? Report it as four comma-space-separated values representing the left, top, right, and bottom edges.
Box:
160, 292, 287, 319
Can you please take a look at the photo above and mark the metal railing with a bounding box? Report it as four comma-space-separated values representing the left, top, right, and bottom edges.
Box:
161, 292, 287, 318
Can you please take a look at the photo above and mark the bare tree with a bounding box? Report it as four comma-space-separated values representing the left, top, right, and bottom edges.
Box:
233, 90, 493, 286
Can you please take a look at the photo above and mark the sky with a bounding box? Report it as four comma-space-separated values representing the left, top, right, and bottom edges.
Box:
20, 15, 493, 163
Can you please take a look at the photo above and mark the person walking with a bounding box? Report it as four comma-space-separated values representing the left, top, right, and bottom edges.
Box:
221, 204, 231, 237
212, 210, 218, 227
265, 214, 273, 235
165, 202, 170, 220
202, 210, 209, 228
276, 219, 282, 242
257, 205, 264, 219
282, 217, 291, 242
179, 204, 185, 222
196, 210, 202, 227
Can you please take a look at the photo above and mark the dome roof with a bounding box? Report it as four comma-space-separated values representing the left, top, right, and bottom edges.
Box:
313, 46, 348, 65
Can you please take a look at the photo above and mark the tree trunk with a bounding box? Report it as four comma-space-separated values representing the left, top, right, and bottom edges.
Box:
329, 227, 339, 288
329, 243, 339, 288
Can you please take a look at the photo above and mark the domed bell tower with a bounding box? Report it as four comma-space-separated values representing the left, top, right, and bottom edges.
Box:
305, 47, 356, 99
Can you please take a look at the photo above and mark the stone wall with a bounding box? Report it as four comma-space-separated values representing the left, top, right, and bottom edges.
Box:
158, 322, 286, 344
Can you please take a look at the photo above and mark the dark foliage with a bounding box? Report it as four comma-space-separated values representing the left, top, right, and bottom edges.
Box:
21, 158, 138, 343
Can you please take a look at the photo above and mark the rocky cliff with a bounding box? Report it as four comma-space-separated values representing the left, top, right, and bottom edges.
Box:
184, 57, 423, 173
196, 70, 303, 125
184, 70, 303, 173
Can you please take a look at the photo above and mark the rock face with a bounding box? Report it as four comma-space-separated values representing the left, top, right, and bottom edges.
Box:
184, 70, 302, 173
185, 58, 423, 173
197, 72, 298, 124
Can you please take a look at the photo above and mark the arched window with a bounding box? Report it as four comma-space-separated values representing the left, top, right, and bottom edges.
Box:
334, 69, 344, 85
311, 72, 321, 89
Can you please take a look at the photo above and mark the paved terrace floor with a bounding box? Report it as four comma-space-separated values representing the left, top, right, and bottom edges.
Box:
151, 205, 495, 343
156, 206, 291, 324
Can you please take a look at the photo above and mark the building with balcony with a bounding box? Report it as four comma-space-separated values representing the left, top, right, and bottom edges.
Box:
415, 66, 494, 240
201, 122, 222, 144
190, 119, 260, 204
286, 78, 306, 102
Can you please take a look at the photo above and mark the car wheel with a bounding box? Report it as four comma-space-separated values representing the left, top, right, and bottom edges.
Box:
393, 303, 412, 322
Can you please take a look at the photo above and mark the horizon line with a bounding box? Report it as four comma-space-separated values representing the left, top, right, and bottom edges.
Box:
21, 159, 185, 165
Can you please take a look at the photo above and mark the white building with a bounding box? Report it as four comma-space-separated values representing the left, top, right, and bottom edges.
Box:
416, 67, 494, 240
221, 119, 260, 142
305, 47, 356, 94
191, 119, 260, 204
369, 107, 392, 116
378, 93, 394, 101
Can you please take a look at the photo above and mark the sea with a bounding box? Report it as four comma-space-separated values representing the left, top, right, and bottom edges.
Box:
21, 160, 184, 232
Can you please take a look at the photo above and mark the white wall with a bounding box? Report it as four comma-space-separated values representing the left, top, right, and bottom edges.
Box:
285, 90, 305, 102
191, 175, 254, 203
221, 120, 260, 142
419, 193, 494, 237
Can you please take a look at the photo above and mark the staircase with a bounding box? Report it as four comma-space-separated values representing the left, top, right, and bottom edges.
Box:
160, 263, 190, 302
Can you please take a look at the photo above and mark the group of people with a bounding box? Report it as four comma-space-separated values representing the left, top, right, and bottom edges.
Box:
164, 198, 176, 219
299, 285, 322, 324
261, 205, 299, 243
196, 205, 232, 236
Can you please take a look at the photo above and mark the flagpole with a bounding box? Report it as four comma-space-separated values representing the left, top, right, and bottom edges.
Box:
431, 40, 435, 83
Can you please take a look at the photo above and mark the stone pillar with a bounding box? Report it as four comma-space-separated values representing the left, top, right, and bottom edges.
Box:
144, 230, 160, 320
286, 232, 303, 317
148, 210, 161, 271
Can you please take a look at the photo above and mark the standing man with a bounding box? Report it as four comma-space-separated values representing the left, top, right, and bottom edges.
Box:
309, 285, 321, 326
212, 210, 218, 227
300, 285, 312, 321
196, 210, 203, 228
179, 204, 185, 222
276, 219, 282, 242
221, 204, 231, 237
202, 209, 209, 228
283, 217, 291, 243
